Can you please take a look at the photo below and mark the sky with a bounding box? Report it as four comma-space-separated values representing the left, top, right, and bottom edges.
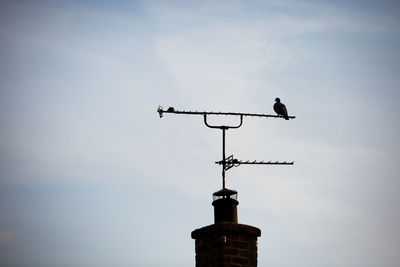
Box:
0, 0, 400, 266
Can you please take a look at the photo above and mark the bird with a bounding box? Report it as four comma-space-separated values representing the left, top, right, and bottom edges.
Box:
273, 98, 289, 120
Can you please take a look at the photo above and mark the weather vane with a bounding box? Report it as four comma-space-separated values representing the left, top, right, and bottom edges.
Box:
156, 98, 295, 198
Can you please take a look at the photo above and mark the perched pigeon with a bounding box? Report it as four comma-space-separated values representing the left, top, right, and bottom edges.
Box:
273, 98, 289, 120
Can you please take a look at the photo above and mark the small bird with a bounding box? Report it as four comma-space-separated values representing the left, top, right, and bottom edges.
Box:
273, 98, 289, 120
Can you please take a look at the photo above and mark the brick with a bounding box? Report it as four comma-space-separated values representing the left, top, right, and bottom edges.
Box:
239, 250, 257, 258
195, 244, 206, 254
227, 233, 240, 241
248, 242, 258, 251
249, 259, 258, 267
221, 247, 240, 256
239, 234, 256, 242
209, 248, 219, 259
225, 239, 233, 247
232, 256, 249, 265
232, 240, 249, 249
224, 256, 232, 263
195, 254, 203, 262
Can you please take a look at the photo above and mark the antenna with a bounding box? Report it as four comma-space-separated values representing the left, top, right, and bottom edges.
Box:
157, 105, 295, 192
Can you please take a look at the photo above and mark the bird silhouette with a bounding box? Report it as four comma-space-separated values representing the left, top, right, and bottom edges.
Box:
273, 98, 289, 120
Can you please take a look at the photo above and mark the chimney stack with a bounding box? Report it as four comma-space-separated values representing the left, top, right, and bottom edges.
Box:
191, 189, 261, 267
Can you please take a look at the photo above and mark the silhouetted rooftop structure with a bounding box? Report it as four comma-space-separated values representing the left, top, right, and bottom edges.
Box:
157, 103, 295, 266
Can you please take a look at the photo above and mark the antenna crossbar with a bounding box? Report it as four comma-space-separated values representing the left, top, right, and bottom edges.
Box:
157, 106, 295, 119
216, 156, 294, 171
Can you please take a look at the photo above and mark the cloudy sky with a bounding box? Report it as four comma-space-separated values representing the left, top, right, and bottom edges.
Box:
1, 0, 399, 266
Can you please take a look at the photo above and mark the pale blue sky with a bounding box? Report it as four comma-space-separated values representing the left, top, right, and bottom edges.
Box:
1, 0, 400, 266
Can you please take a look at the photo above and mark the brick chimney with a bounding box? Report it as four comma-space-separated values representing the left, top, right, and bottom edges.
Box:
191, 189, 261, 267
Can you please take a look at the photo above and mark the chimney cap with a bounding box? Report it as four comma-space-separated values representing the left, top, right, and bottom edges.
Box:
213, 188, 237, 201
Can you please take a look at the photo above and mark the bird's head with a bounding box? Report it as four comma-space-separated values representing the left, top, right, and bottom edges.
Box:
275, 98, 280, 103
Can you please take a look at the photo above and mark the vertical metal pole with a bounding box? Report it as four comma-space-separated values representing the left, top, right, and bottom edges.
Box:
222, 128, 226, 189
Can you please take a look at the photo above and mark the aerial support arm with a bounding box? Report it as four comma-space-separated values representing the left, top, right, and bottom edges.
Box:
203, 114, 243, 129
